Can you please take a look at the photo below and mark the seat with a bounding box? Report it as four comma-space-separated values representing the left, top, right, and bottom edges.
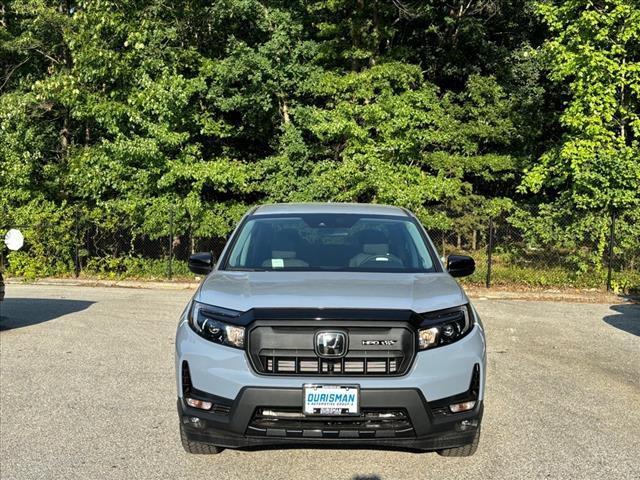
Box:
349, 230, 402, 268
261, 229, 309, 268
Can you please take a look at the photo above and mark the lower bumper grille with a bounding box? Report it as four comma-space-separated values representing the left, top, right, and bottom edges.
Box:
246, 408, 415, 439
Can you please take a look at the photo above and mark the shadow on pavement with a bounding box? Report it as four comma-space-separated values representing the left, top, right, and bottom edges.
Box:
603, 303, 640, 336
0, 298, 94, 331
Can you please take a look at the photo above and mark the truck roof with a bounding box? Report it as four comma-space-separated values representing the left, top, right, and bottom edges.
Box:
252, 203, 409, 217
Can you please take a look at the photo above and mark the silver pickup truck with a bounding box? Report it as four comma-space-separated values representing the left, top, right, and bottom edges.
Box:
175, 203, 486, 457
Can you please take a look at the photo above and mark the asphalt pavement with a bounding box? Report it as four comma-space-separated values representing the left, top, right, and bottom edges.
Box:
1, 284, 638, 479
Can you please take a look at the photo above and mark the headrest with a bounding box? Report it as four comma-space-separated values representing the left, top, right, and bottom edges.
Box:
272, 229, 301, 252
357, 229, 387, 244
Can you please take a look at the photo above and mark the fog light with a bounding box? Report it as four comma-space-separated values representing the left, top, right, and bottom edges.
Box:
455, 419, 478, 431
449, 400, 476, 413
186, 398, 213, 410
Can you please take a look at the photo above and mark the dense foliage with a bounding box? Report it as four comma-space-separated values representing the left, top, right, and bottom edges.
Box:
0, 0, 638, 285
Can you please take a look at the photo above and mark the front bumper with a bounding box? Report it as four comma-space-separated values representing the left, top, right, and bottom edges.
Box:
175, 305, 486, 451
175, 314, 486, 402
178, 387, 483, 451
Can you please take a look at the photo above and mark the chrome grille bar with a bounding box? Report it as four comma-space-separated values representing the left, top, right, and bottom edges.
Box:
261, 356, 401, 375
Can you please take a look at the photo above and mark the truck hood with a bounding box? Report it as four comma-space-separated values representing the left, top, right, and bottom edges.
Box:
196, 271, 466, 313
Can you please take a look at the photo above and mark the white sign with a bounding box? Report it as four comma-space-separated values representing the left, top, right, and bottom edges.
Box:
4, 229, 24, 251
303, 384, 359, 415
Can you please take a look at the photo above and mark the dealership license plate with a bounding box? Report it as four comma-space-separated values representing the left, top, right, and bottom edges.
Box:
303, 384, 359, 416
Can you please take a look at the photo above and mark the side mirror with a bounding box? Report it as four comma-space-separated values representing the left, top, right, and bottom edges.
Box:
447, 255, 475, 278
188, 252, 215, 275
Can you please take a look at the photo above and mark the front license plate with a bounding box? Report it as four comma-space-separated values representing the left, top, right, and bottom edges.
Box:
303, 384, 359, 416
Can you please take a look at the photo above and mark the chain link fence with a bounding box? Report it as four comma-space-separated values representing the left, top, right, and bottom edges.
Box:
1, 208, 638, 292
422, 210, 636, 292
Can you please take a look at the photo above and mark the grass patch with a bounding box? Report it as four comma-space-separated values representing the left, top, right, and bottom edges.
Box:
459, 251, 639, 292
4, 251, 638, 292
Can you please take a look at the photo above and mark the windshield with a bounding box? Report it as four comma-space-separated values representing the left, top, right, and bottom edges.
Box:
224, 213, 438, 272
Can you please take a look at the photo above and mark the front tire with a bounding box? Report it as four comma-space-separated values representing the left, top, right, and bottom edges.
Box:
436, 427, 481, 457
180, 422, 223, 454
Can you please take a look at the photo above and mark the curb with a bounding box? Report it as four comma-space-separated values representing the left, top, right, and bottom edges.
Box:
464, 286, 636, 304
4, 277, 200, 290
4, 277, 636, 304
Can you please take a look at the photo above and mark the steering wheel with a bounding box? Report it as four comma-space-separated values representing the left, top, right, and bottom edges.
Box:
357, 253, 404, 268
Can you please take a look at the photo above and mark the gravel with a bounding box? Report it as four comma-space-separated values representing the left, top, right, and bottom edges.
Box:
1, 284, 638, 480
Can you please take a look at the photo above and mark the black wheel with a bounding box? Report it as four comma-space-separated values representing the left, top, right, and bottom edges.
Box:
180, 422, 223, 454
437, 427, 481, 457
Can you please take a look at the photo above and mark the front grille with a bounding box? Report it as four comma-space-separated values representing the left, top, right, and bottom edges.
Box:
248, 323, 415, 376
262, 356, 401, 375
247, 408, 415, 439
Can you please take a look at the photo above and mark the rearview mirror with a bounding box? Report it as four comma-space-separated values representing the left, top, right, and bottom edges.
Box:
188, 252, 215, 275
447, 255, 475, 278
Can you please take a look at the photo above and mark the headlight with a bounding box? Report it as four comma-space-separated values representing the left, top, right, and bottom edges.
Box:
188, 301, 244, 349
417, 305, 473, 350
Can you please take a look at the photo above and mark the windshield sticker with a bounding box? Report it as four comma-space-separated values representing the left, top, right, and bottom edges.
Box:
271, 258, 284, 268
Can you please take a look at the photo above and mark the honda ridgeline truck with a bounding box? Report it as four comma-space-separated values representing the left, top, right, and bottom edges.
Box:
175, 203, 486, 456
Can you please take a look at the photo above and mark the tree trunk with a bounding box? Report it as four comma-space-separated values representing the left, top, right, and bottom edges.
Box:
279, 97, 290, 124
370, 0, 380, 66
60, 112, 70, 155
620, 56, 628, 145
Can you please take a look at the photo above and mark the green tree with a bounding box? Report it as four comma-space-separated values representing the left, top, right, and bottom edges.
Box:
3, 0, 635, 286
518, 0, 640, 268
259, 63, 519, 231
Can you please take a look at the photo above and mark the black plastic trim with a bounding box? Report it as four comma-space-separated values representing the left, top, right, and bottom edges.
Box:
196, 307, 430, 328
181, 361, 234, 412
178, 385, 483, 451
246, 320, 416, 377
429, 363, 481, 411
